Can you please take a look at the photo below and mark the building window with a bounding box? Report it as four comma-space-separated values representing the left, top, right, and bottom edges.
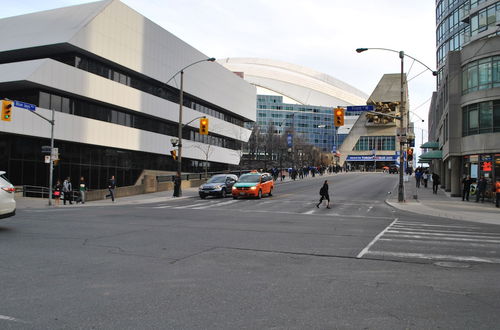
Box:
462, 56, 500, 94
353, 136, 395, 151
462, 101, 500, 136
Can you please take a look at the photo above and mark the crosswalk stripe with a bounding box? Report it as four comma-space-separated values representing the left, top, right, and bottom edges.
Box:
395, 222, 480, 229
390, 226, 500, 236
192, 199, 239, 209
364, 251, 500, 264
384, 233, 500, 244
387, 230, 500, 241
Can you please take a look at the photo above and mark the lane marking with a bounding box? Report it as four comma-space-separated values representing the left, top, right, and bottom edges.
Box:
363, 251, 500, 264
379, 237, 500, 247
302, 210, 315, 215
395, 222, 480, 229
172, 202, 214, 209
357, 218, 399, 259
152, 205, 172, 209
366, 206, 373, 213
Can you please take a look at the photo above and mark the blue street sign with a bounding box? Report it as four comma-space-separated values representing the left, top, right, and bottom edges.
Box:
346, 105, 374, 112
14, 100, 36, 112
287, 133, 293, 148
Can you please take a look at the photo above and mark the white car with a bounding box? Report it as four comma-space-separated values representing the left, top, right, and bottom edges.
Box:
0, 171, 16, 218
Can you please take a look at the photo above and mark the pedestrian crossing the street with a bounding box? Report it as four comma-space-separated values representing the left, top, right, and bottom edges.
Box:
141, 197, 389, 219
358, 218, 500, 264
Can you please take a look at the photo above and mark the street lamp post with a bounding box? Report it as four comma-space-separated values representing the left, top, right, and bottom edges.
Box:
167, 57, 216, 197
356, 48, 436, 202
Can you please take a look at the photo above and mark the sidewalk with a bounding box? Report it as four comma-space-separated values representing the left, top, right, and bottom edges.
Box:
386, 179, 500, 225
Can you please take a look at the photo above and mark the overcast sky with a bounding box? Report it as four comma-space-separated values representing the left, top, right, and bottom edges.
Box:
2, 0, 436, 146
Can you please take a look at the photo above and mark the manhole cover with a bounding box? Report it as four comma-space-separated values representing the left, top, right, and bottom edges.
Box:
434, 261, 471, 269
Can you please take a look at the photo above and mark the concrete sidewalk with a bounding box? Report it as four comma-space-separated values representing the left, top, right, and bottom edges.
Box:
386, 178, 499, 225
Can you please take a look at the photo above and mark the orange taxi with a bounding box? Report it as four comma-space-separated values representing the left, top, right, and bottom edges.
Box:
232, 172, 274, 199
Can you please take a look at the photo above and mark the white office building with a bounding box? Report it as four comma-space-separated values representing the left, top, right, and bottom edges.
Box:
0, 0, 255, 189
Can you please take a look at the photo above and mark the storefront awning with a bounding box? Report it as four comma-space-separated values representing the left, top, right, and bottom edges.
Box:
420, 141, 439, 149
419, 150, 442, 159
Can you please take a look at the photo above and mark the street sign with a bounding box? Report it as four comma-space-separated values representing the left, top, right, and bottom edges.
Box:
346, 105, 374, 112
44, 155, 50, 163
41, 146, 52, 154
14, 100, 36, 112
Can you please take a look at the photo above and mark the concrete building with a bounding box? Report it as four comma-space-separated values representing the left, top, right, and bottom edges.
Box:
428, 0, 500, 200
339, 74, 409, 171
0, 0, 255, 189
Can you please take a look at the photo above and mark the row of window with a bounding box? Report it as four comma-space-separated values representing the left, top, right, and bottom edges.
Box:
470, 2, 500, 36
54, 53, 245, 127
436, 0, 462, 21
37, 90, 240, 150
353, 136, 396, 151
462, 100, 500, 136
437, 3, 468, 44
462, 56, 500, 93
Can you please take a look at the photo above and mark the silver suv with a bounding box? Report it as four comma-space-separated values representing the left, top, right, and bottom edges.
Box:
0, 171, 16, 219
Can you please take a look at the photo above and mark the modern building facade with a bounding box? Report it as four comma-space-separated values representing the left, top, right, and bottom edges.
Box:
0, 0, 255, 189
340, 74, 408, 171
219, 58, 369, 158
428, 0, 500, 199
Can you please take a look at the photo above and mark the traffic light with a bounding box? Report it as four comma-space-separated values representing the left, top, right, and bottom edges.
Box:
1, 100, 13, 122
170, 150, 177, 160
199, 117, 208, 135
334, 108, 344, 127
407, 148, 413, 161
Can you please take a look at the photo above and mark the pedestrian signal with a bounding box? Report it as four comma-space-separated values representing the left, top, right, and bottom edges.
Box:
334, 108, 344, 127
200, 117, 209, 135
1, 100, 13, 122
170, 150, 177, 160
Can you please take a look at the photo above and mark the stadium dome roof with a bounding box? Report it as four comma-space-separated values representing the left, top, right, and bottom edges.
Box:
218, 57, 368, 107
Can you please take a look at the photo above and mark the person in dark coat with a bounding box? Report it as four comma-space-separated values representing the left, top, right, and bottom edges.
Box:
62, 177, 73, 205
476, 175, 487, 203
105, 175, 116, 202
316, 180, 331, 209
462, 175, 472, 201
432, 173, 440, 194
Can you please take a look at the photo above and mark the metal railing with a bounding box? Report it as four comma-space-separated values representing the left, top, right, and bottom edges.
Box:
21, 185, 80, 200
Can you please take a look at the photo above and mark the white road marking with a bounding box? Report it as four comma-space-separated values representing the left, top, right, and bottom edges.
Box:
152, 205, 172, 209
172, 202, 214, 209
192, 199, 239, 209
395, 222, 480, 229
366, 206, 373, 213
302, 210, 315, 215
357, 218, 399, 259
390, 226, 500, 236
364, 251, 500, 264
388, 229, 500, 240
0, 314, 27, 323
383, 233, 500, 244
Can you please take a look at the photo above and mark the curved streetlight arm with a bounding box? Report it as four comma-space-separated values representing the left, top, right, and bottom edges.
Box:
356, 48, 437, 76
166, 57, 216, 84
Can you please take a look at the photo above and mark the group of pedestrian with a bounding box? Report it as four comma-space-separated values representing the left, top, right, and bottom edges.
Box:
414, 167, 432, 189
462, 175, 491, 203
52, 175, 116, 206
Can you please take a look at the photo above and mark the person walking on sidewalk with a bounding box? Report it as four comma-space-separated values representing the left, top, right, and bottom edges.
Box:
62, 177, 73, 205
462, 175, 472, 201
53, 179, 62, 206
432, 172, 440, 194
77, 176, 87, 204
415, 169, 423, 188
476, 175, 487, 203
105, 175, 116, 202
316, 180, 331, 209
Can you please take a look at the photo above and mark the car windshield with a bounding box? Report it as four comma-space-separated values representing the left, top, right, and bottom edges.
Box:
207, 176, 226, 183
238, 174, 260, 183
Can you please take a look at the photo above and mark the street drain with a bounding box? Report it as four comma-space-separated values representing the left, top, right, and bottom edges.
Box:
434, 261, 471, 269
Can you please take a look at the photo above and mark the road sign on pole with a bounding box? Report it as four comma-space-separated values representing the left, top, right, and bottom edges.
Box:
14, 100, 36, 111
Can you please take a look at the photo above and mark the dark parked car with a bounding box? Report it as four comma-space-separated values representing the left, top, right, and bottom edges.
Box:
199, 174, 238, 199
389, 165, 399, 174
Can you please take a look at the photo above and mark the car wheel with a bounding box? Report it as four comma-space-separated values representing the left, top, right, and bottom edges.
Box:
268, 188, 272, 197
199, 194, 206, 199
221, 189, 227, 198
257, 190, 262, 199
233, 195, 238, 200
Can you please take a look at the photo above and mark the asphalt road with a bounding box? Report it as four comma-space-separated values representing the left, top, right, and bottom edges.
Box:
1, 173, 500, 329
